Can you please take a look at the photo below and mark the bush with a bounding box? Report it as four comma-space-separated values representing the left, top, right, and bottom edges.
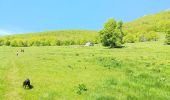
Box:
124, 34, 138, 43
0, 39, 4, 46
56, 40, 62, 46
76, 84, 88, 95
145, 31, 159, 41
50, 40, 57, 46
33, 40, 41, 46
28, 41, 34, 46
4, 40, 10, 46
138, 32, 147, 42
165, 29, 170, 44
18, 40, 25, 47
22, 41, 28, 47
10, 40, 18, 47
64, 40, 71, 46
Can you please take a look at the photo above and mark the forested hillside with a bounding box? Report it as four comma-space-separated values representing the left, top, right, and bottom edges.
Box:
123, 10, 170, 42
0, 30, 99, 47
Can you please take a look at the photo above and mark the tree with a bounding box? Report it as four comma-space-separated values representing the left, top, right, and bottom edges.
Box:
0, 39, 4, 46
116, 21, 124, 44
124, 34, 138, 43
4, 40, 10, 46
165, 29, 170, 45
18, 40, 24, 47
99, 18, 124, 48
145, 31, 159, 41
10, 40, 18, 47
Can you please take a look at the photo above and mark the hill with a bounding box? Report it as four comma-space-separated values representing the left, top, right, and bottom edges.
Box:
0, 10, 170, 46
125, 10, 170, 32
123, 10, 170, 42
0, 30, 99, 47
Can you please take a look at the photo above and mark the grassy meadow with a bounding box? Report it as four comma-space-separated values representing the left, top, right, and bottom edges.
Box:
0, 41, 170, 100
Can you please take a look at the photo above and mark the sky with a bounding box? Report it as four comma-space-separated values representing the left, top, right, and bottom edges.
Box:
0, 0, 170, 35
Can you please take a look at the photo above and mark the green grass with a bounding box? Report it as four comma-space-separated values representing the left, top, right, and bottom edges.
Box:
0, 41, 170, 100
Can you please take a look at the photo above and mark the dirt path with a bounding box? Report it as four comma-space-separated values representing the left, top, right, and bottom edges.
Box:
4, 59, 22, 100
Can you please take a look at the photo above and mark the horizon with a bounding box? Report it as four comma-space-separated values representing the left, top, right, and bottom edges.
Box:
0, 0, 170, 35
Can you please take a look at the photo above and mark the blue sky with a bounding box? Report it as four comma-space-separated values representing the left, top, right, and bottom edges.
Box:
0, 0, 170, 35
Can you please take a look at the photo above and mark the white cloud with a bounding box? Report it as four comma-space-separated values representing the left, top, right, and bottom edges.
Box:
0, 29, 14, 36
164, 8, 170, 12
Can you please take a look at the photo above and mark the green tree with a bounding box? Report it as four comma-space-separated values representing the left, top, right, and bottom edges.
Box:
10, 40, 18, 47
28, 40, 34, 46
145, 31, 159, 41
165, 29, 170, 45
18, 40, 24, 47
124, 34, 138, 43
33, 40, 41, 46
22, 41, 28, 47
99, 18, 124, 48
4, 40, 10, 46
0, 39, 4, 46
116, 21, 124, 44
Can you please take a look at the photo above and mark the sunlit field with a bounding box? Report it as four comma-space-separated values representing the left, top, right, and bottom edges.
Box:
0, 41, 170, 100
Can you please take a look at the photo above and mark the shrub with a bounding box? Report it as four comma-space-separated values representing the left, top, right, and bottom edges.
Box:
76, 84, 88, 95
124, 34, 138, 43
22, 41, 28, 47
50, 40, 57, 46
165, 29, 170, 44
75, 53, 79, 56
0, 39, 4, 46
33, 40, 41, 46
28, 41, 34, 46
4, 40, 10, 46
145, 31, 160, 41
10, 40, 18, 47
18, 40, 24, 47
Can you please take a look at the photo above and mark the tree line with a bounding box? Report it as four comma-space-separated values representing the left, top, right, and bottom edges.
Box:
0, 30, 99, 47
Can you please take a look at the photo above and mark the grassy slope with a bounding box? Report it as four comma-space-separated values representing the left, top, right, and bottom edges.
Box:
124, 10, 170, 33
0, 41, 170, 100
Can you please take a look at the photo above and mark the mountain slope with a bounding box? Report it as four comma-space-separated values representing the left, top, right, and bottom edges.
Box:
123, 10, 170, 42
0, 30, 99, 46
124, 10, 170, 33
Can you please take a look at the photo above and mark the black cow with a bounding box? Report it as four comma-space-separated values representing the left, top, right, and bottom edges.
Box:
16, 51, 19, 56
23, 79, 31, 89
21, 49, 24, 52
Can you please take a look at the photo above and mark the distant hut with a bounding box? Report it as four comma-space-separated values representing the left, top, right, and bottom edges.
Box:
85, 42, 94, 46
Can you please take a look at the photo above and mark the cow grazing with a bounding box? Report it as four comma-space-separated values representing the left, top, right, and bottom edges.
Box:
21, 49, 24, 52
23, 79, 31, 89
16, 51, 19, 56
